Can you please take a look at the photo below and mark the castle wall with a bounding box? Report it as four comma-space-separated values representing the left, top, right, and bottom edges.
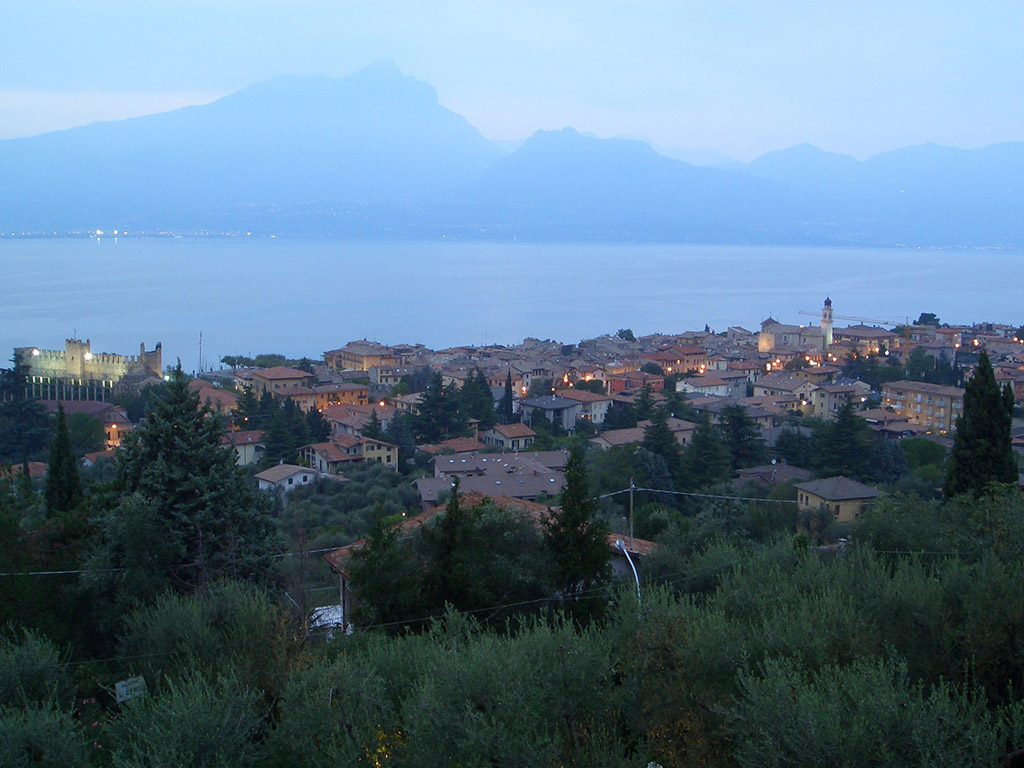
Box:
15, 339, 162, 389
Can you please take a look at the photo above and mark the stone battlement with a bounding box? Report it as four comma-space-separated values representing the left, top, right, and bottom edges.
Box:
15, 338, 162, 385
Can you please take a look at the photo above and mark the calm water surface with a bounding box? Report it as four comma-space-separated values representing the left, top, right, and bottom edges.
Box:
2, 238, 1021, 372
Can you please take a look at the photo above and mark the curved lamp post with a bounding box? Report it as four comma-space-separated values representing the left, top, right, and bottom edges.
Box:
615, 539, 641, 608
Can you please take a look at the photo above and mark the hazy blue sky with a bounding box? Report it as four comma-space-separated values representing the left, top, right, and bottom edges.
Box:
4, 1, 1022, 160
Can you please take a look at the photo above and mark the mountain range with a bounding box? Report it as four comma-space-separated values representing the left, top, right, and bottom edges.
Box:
1, 61, 1021, 246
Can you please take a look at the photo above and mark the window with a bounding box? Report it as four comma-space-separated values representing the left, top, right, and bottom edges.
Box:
288, 478, 293, 485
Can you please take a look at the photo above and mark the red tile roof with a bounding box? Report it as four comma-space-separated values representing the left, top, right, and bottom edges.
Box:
254, 366, 314, 380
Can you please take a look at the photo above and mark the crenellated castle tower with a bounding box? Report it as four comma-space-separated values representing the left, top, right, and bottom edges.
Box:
14, 338, 162, 401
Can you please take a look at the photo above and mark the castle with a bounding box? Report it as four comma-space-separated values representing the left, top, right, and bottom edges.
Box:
15, 339, 162, 400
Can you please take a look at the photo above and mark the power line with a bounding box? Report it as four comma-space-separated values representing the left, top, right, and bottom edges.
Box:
604, 485, 801, 505
0, 567, 123, 578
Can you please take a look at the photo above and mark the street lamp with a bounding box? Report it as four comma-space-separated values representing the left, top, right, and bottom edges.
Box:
615, 539, 641, 608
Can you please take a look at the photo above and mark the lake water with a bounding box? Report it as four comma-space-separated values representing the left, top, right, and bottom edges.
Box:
2, 238, 1021, 373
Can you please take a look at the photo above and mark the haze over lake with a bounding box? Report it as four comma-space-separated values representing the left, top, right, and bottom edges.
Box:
3, 238, 1020, 373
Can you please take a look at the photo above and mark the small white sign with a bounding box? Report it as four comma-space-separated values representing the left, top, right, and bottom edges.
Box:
115, 676, 147, 703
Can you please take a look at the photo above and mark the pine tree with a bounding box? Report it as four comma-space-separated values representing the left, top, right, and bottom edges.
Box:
0, 353, 50, 472
641, 407, 681, 476
44, 404, 83, 513
261, 402, 293, 466
543, 445, 609, 599
362, 408, 384, 440
413, 371, 467, 443
944, 351, 1017, 498
460, 369, 497, 430
679, 414, 732, 490
633, 386, 655, 421
718, 403, 767, 470
235, 386, 260, 428
306, 406, 331, 442
348, 501, 423, 625
282, 397, 311, 452
384, 413, 416, 470
114, 365, 278, 591
814, 402, 872, 479
421, 478, 483, 610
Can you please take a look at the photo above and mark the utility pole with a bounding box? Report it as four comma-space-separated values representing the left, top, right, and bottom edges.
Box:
628, 477, 635, 550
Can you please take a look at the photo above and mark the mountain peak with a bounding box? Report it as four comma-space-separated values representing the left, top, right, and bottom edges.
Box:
220, 61, 436, 110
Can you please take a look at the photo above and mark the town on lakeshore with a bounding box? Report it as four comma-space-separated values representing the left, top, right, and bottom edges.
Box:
10, 298, 1024, 512
5, 298, 1024, 762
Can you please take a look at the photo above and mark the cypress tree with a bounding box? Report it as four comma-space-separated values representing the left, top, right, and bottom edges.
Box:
44, 403, 83, 513
500, 369, 515, 425
944, 351, 1017, 498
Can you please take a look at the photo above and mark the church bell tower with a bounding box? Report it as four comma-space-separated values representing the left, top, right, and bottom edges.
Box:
822, 297, 834, 347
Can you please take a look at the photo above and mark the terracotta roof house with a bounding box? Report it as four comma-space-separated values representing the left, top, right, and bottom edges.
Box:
557, 388, 613, 423
220, 429, 265, 466
252, 367, 315, 396
323, 341, 402, 372
417, 437, 487, 456
677, 375, 730, 398
637, 417, 697, 447
480, 422, 537, 451
6, 461, 48, 481
42, 400, 133, 448
301, 435, 399, 473
82, 449, 117, 467
607, 371, 665, 394
194, 385, 239, 417
255, 464, 319, 493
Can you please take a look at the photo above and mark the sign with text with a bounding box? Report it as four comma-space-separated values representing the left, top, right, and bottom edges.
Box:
115, 676, 147, 703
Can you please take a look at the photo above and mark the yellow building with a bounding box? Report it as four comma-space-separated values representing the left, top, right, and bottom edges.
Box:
323, 341, 401, 372
252, 366, 315, 396
315, 383, 369, 410
881, 380, 964, 433
795, 476, 880, 523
